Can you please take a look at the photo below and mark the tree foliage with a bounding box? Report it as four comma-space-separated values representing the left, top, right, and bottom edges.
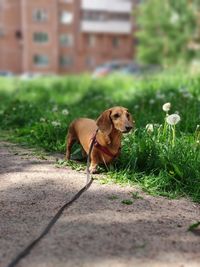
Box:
135, 0, 199, 66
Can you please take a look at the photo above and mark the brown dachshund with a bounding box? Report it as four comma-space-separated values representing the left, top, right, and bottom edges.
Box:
66, 106, 134, 173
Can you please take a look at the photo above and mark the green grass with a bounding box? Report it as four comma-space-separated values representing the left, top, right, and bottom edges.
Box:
0, 72, 199, 202
121, 199, 133, 205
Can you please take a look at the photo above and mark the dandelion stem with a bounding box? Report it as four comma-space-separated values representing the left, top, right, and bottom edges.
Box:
172, 125, 176, 147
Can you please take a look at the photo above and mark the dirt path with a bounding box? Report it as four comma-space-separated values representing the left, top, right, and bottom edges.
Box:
0, 141, 200, 267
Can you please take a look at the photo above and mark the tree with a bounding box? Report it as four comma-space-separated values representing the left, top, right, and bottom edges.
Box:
135, 0, 198, 66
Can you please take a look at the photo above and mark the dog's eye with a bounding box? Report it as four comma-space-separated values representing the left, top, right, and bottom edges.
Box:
113, 113, 120, 119
127, 113, 130, 119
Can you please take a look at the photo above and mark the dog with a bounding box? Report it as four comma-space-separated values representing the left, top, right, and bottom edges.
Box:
66, 106, 134, 173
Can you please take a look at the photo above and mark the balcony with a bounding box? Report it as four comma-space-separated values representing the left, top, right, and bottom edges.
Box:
81, 20, 132, 34
81, 0, 132, 14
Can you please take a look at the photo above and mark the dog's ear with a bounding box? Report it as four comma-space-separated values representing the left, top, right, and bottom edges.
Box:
96, 109, 112, 136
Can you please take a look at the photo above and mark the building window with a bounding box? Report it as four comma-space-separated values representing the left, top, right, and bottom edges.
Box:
83, 11, 106, 21
16, 30, 23, 39
33, 9, 48, 22
59, 34, 73, 47
87, 34, 96, 47
85, 56, 95, 68
110, 13, 130, 21
33, 32, 49, 43
60, 55, 73, 67
60, 11, 73, 24
112, 37, 120, 48
33, 54, 49, 66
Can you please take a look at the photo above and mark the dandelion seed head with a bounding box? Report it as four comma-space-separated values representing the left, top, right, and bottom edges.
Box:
170, 12, 179, 24
52, 121, 61, 127
146, 124, 154, 133
154, 123, 161, 128
40, 117, 45, 122
166, 114, 181, 125
62, 109, 69, 115
162, 102, 171, 112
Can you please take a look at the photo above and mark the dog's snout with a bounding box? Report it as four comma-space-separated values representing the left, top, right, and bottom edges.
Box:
125, 126, 133, 131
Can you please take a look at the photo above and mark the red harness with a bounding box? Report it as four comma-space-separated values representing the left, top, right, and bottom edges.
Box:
91, 134, 120, 158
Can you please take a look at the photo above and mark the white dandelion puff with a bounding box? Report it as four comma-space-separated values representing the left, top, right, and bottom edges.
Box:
62, 109, 69, 115
154, 123, 161, 128
40, 117, 46, 122
52, 121, 61, 127
146, 124, 154, 133
170, 12, 179, 24
166, 114, 181, 125
162, 102, 171, 112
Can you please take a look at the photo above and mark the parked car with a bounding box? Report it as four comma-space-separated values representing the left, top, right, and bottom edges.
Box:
92, 61, 161, 78
0, 70, 14, 77
92, 60, 134, 78
117, 63, 142, 75
120, 64, 162, 76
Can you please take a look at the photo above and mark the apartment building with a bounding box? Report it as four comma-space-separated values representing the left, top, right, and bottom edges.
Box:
0, 0, 134, 74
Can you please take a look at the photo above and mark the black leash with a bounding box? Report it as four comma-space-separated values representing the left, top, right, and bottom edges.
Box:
6, 129, 98, 267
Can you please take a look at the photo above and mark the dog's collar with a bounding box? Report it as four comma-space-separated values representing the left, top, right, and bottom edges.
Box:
91, 132, 120, 158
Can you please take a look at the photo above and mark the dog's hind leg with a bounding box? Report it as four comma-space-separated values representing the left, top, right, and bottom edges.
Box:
66, 131, 76, 160
81, 148, 87, 160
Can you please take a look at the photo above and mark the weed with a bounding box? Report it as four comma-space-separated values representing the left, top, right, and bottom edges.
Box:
108, 195, 119, 200
121, 199, 133, 205
131, 192, 143, 199
188, 222, 200, 231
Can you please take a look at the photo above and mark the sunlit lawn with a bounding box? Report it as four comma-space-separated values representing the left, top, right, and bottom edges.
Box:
0, 71, 199, 202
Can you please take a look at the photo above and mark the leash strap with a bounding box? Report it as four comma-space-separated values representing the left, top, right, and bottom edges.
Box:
6, 130, 98, 267
91, 131, 120, 159
87, 129, 98, 183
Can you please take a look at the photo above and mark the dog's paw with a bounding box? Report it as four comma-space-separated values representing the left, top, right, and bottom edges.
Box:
89, 166, 98, 174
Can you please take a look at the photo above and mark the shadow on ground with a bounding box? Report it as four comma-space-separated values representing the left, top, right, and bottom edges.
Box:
0, 142, 200, 267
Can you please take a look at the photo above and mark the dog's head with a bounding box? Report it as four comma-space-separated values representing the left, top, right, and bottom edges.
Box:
96, 106, 135, 135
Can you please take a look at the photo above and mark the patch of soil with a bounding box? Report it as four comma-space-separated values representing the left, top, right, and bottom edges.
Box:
0, 142, 200, 267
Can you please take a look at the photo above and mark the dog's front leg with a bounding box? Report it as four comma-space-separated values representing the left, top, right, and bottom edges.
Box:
89, 152, 99, 174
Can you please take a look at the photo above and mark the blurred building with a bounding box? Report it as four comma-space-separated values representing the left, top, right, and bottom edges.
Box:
0, 0, 135, 74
